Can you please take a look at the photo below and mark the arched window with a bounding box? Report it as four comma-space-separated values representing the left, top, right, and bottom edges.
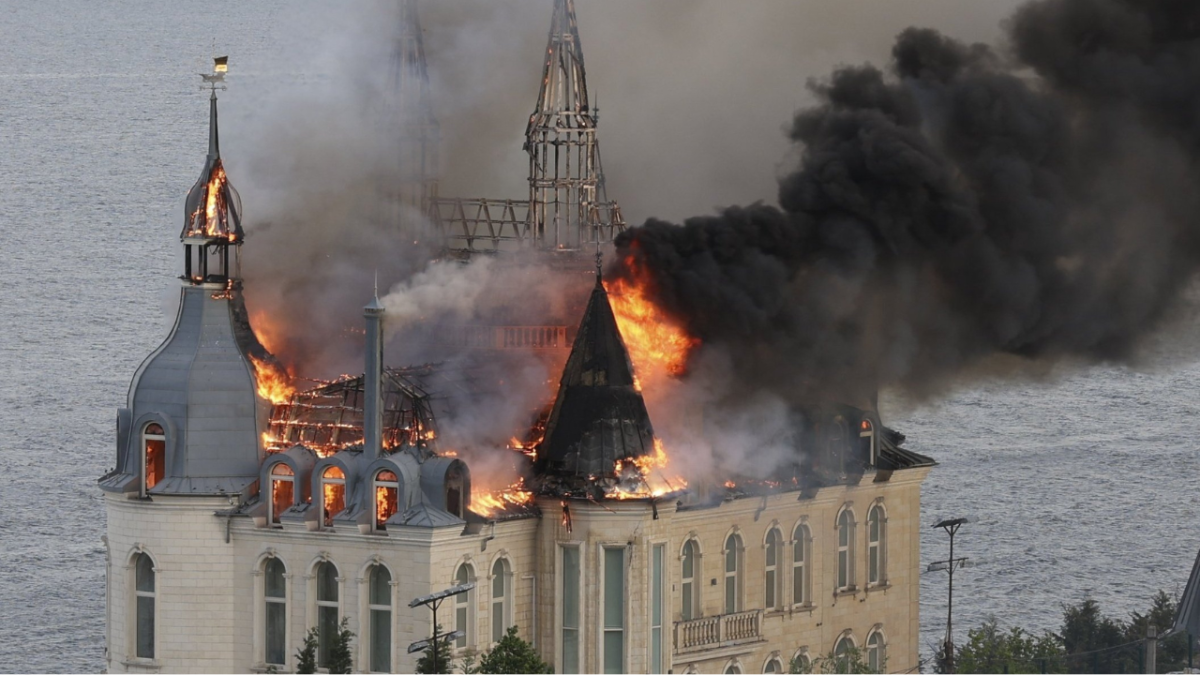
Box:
724, 533, 742, 615
316, 561, 339, 669
142, 423, 165, 494
368, 565, 392, 673
454, 564, 473, 648
491, 558, 512, 643
724, 662, 743, 674
791, 651, 811, 674
868, 504, 886, 586
860, 419, 876, 466
837, 509, 855, 591
764, 528, 782, 610
681, 539, 699, 620
264, 558, 287, 666
867, 630, 886, 673
763, 657, 783, 673
133, 552, 155, 659
834, 635, 855, 673
269, 464, 294, 525
321, 467, 346, 528
792, 523, 810, 606
374, 470, 399, 531
446, 464, 466, 518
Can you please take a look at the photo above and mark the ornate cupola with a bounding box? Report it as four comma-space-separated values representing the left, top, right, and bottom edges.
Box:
534, 263, 655, 480
183, 85, 242, 284
100, 60, 276, 499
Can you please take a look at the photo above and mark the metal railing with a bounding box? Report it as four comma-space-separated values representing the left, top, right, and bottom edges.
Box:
673, 609, 764, 654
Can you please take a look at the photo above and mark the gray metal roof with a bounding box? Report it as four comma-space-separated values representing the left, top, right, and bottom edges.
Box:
100, 285, 263, 496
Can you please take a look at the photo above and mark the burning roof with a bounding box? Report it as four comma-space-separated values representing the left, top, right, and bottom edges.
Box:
183, 92, 242, 241
264, 367, 439, 457
535, 274, 656, 480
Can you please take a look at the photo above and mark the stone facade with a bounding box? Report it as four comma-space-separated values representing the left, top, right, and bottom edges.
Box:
104, 463, 928, 674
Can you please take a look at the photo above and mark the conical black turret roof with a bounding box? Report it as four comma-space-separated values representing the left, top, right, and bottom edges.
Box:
536, 276, 655, 477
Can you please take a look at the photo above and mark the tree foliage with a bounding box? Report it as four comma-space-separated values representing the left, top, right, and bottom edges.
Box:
295, 627, 319, 674
477, 625, 553, 674
955, 619, 1065, 674
415, 624, 454, 675
327, 617, 355, 674
952, 590, 1189, 674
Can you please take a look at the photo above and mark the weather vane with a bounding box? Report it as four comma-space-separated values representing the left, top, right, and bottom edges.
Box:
201, 55, 229, 93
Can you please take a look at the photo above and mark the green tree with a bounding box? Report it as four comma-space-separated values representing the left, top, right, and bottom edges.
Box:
1125, 590, 1188, 674
477, 625, 552, 674
415, 624, 454, 675
295, 626, 319, 674
954, 618, 1065, 674
327, 617, 355, 674
1060, 598, 1136, 673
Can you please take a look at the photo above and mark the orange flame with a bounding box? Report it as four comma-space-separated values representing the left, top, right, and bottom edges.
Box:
605, 257, 699, 384
204, 166, 226, 236
469, 479, 535, 518
610, 438, 687, 499
250, 354, 296, 405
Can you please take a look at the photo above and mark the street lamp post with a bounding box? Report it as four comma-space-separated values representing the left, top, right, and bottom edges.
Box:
409, 582, 475, 674
930, 517, 969, 674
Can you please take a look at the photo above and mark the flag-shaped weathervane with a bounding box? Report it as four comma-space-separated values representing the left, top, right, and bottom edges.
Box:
202, 56, 228, 86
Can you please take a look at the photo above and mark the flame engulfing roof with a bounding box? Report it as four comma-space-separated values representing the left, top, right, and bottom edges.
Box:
535, 276, 655, 478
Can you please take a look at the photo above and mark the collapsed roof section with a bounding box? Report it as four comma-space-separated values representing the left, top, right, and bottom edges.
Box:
535, 277, 655, 481
265, 367, 439, 457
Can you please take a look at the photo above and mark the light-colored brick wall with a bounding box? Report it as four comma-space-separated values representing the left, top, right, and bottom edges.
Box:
105, 466, 928, 674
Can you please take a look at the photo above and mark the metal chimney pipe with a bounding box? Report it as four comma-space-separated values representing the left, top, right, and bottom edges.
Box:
363, 296, 385, 459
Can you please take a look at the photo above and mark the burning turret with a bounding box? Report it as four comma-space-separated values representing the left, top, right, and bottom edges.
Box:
533, 263, 664, 496
100, 60, 290, 498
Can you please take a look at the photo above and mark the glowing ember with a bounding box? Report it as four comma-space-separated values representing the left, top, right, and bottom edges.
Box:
470, 479, 535, 518
605, 256, 699, 382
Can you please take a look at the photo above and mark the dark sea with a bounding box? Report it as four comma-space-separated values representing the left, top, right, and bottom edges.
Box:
3, 1, 1198, 672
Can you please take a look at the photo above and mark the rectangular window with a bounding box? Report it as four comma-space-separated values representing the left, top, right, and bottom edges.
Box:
318, 605, 338, 668
265, 602, 286, 665
603, 547, 625, 674
651, 544, 664, 673
136, 595, 154, 658
562, 546, 580, 674
370, 608, 390, 672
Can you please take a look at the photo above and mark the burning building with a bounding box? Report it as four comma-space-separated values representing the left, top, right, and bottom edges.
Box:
100, 2, 933, 673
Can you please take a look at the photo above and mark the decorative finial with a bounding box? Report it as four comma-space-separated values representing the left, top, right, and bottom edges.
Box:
595, 244, 603, 283
374, 270, 379, 299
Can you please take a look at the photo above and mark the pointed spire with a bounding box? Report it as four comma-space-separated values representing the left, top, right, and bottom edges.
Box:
207, 90, 220, 159
536, 278, 655, 477
527, 0, 592, 138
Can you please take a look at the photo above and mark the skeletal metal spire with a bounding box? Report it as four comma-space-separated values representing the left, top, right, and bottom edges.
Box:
524, 0, 624, 251
389, 0, 440, 237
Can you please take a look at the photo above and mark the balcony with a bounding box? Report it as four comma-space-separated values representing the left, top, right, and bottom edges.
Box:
673, 609, 764, 654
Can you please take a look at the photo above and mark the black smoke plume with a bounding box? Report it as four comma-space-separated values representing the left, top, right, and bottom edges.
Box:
614, 0, 1200, 406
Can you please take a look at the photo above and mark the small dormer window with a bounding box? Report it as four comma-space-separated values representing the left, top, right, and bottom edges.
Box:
445, 464, 465, 518
374, 470, 399, 531
269, 464, 294, 525
142, 423, 166, 494
321, 466, 346, 528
